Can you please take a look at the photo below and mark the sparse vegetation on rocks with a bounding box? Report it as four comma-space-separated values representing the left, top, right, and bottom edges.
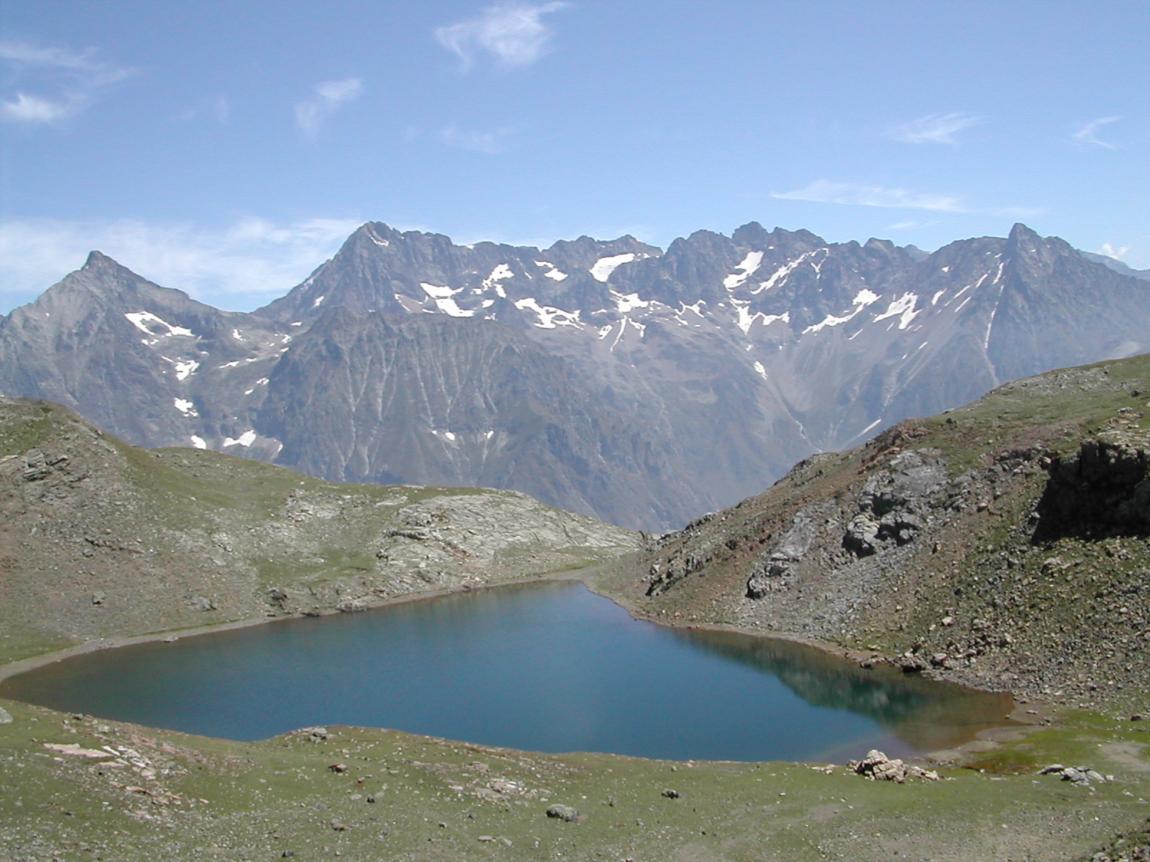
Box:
3, 355, 1150, 860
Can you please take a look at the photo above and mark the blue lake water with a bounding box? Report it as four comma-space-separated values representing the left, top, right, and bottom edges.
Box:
0, 581, 1013, 761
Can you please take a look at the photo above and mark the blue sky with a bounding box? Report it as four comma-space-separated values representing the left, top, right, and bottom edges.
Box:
1, 1, 1147, 312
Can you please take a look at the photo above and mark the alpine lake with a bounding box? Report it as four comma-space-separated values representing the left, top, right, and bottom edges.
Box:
0, 581, 1013, 762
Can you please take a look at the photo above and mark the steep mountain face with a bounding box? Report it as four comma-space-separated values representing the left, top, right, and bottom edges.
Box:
0, 252, 291, 458
0, 222, 1146, 531
256, 310, 696, 529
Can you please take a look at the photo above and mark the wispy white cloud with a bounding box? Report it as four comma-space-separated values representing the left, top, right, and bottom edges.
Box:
294, 77, 363, 139
772, 180, 966, 213
889, 112, 983, 146
1100, 242, 1130, 261
0, 217, 364, 312
435, 2, 568, 70
1073, 115, 1121, 149
439, 124, 520, 154
0, 39, 131, 124
177, 95, 231, 124
1, 92, 72, 123
885, 219, 938, 231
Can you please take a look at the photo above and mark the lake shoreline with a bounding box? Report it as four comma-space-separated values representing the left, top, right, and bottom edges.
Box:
0, 563, 1043, 763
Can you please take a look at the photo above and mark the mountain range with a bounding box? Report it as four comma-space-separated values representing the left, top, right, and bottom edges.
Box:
1, 221, 1146, 531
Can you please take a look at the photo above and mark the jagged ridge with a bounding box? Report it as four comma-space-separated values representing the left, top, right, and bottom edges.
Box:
0, 221, 1146, 531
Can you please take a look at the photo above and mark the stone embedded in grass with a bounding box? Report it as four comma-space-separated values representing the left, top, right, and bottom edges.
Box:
546, 804, 579, 822
850, 750, 940, 783
0, 706, 12, 724
1038, 764, 1111, 785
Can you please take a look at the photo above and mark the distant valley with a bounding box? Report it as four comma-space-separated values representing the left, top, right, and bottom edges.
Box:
1, 221, 1146, 531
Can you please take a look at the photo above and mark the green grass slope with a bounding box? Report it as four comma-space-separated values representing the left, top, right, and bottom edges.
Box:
0, 397, 640, 667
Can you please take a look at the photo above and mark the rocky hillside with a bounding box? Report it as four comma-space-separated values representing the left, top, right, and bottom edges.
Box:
604, 354, 1150, 713
0, 398, 640, 666
1, 222, 1147, 531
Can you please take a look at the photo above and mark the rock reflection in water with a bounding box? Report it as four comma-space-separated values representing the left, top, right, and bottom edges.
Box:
676, 627, 1014, 754
1, 582, 1013, 760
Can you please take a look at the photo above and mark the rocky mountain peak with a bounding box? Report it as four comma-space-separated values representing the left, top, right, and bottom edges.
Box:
863, 237, 896, 254
35, 251, 157, 314
1006, 222, 1041, 244
731, 221, 770, 246
4, 219, 1148, 532
82, 250, 124, 272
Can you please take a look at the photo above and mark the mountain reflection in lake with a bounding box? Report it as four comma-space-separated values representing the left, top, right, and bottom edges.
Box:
1, 581, 1012, 761
675, 628, 1012, 756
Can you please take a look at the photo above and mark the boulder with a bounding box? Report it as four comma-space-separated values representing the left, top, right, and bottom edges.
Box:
898, 652, 927, 673
545, 804, 579, 822
850, 750, 907, 782
1038, 764, 1110, 785
850, 749, 940, 783
190, 595, 216, 612
844, 514, 880, 557
22, 449, 50, 481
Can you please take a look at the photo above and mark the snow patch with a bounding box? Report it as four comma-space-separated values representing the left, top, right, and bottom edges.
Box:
535, 260, 568, 281
872, 292, 921, 330
420, 282, 475, 318
483, 264, 514, 297
419, 282, 458, 299
753, 360, 768, 380
753, 250, 819, 294
189, 435, 207, 450
125, 311, 195, 339
173, 398, 197, 416
732, 299, 790, 335
803, 290, 878, 335
954, 272, 989, 300
590, 253, 636, 282
610, 318, 634, 351
223, 430, 257, 448
931, 289, 946, 306
232, 328, 244, 341
612, 291, 649, 314
312, 295, 326, 308
173, 360, 200, 381
678, 300, 706, 317
723, 251, 764, 289
514, 297, 581, 329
